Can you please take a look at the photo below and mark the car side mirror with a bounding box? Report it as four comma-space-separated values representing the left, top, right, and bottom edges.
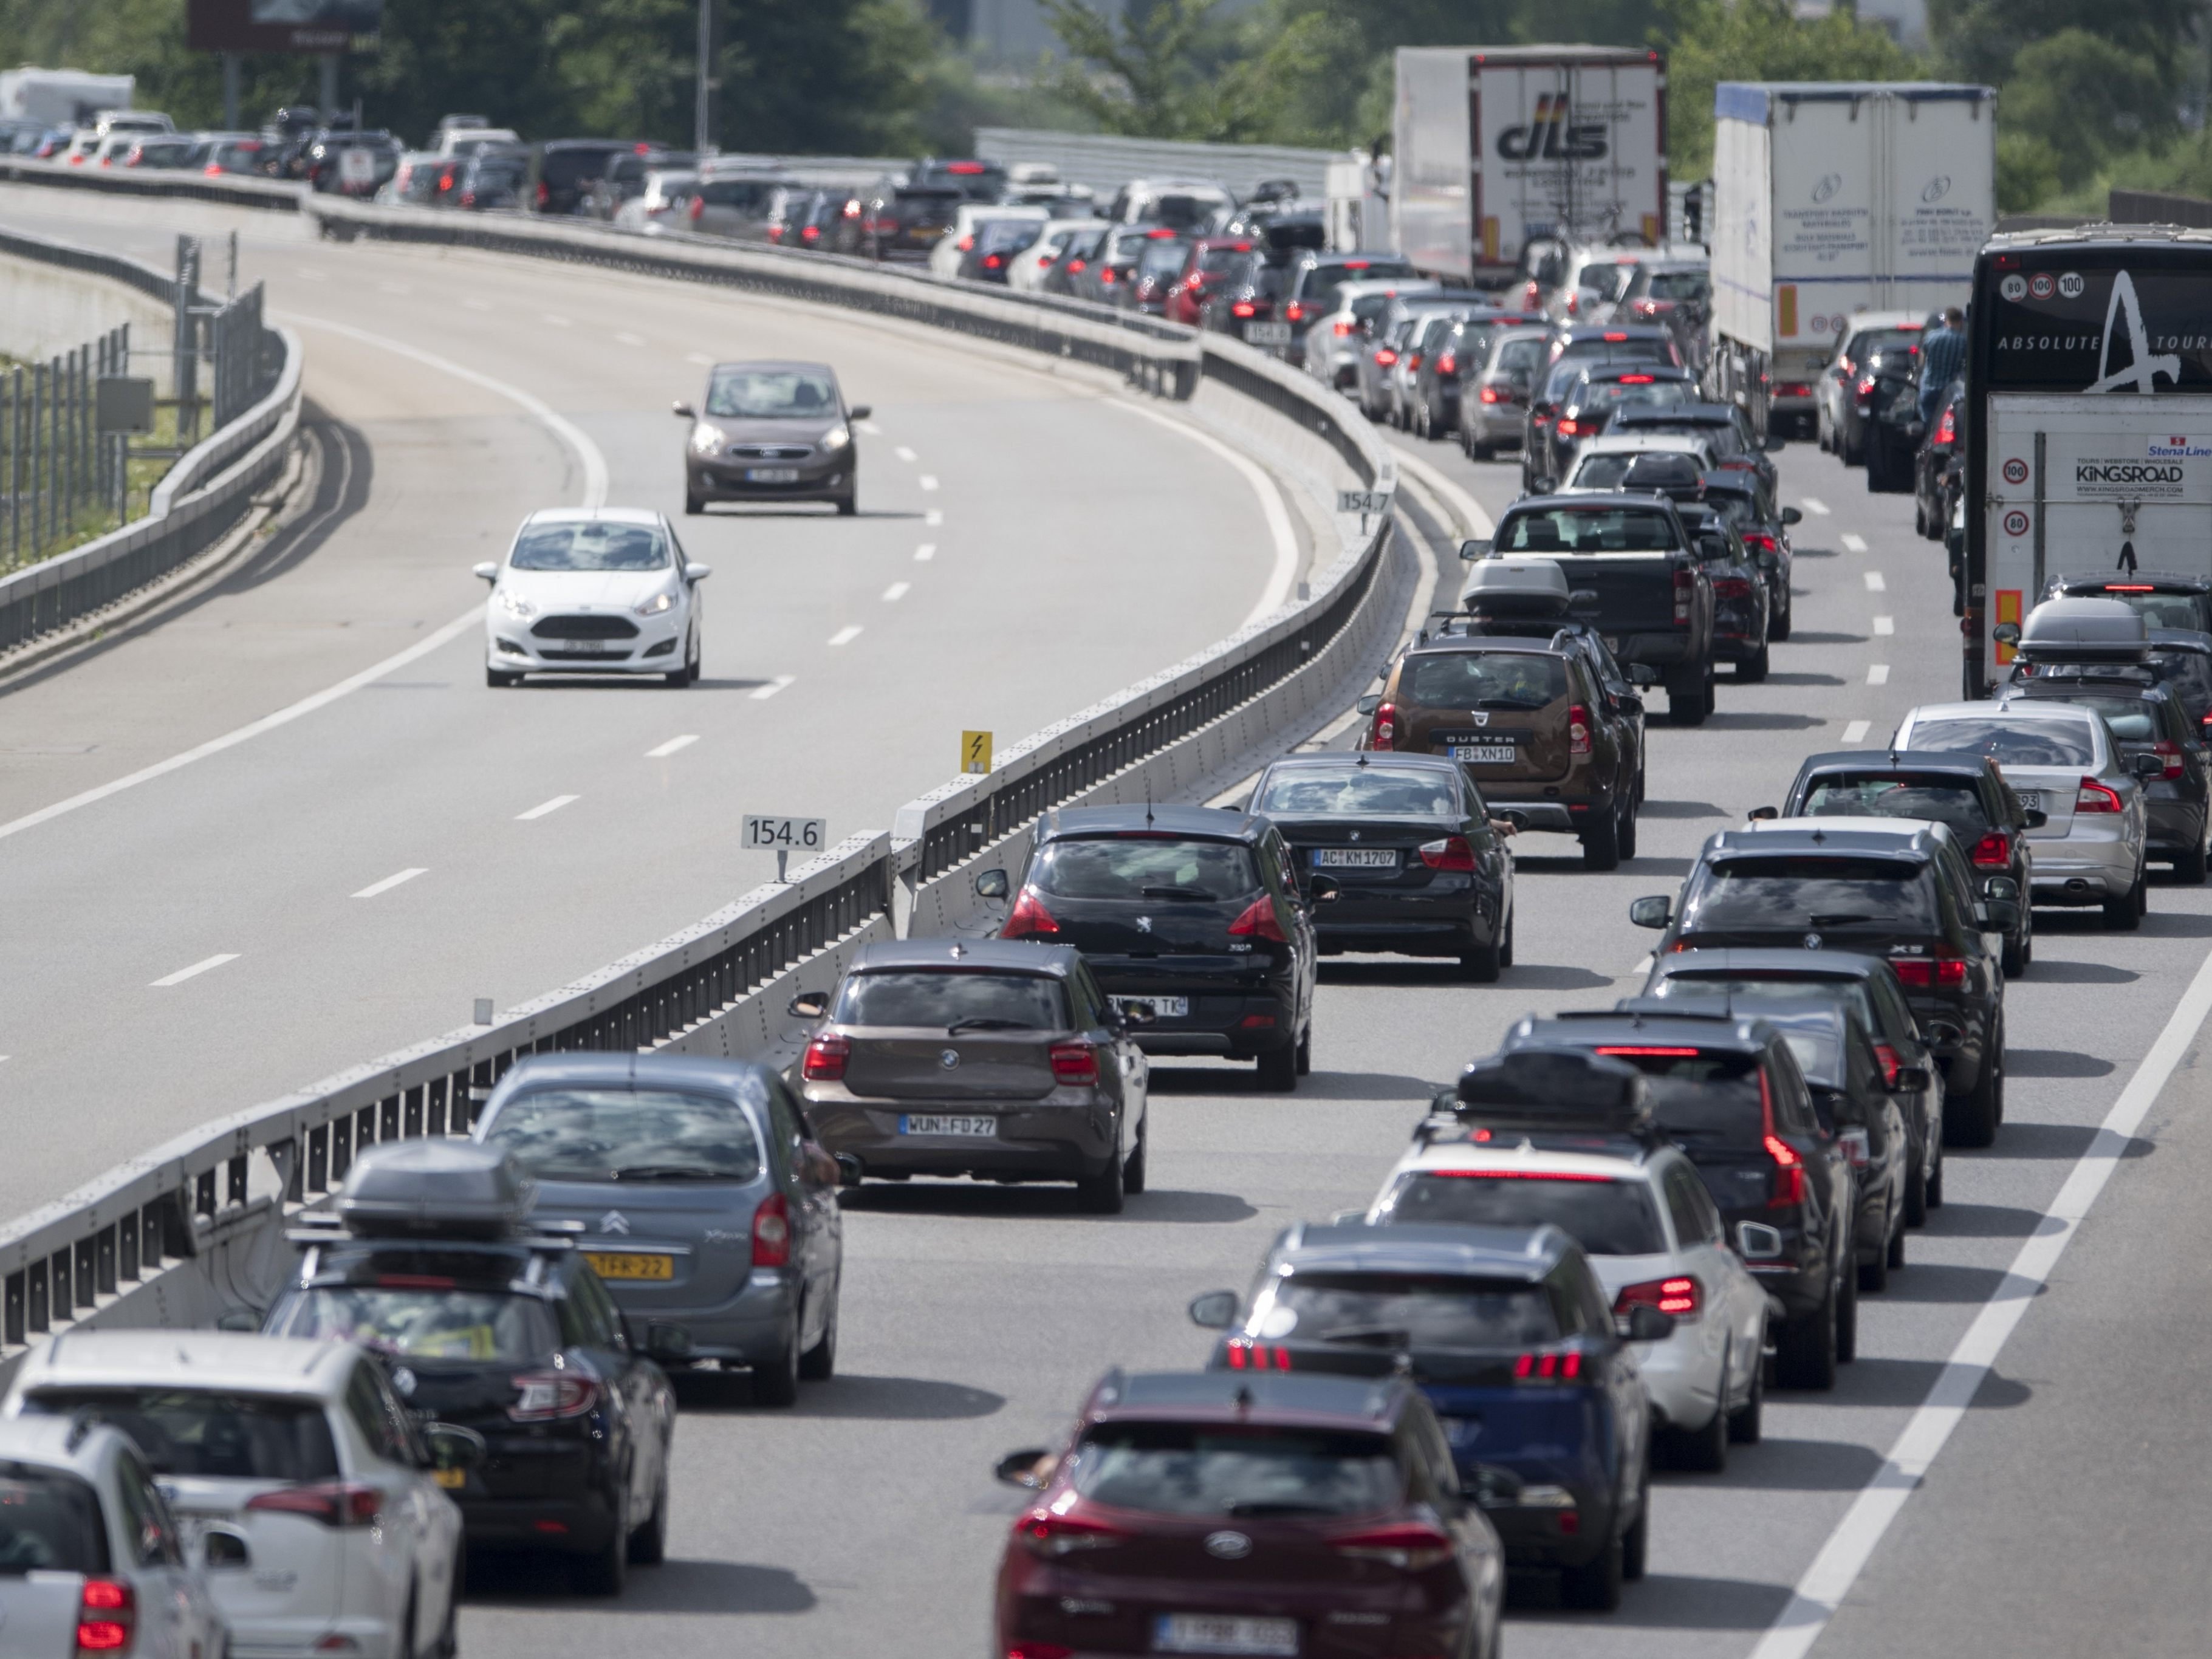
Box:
1627, 662, 1659, 687
1355, 694, 1382, 716
200, 1526, 251, 1570
1736, 1220, 1784, 1259
2023, 807, 2048, 829
1458, 538, 1492, 561
684, 562, 711, 582
671, 400, 696, 419
847, 404, 872, 421
1781, 506, 1803, 525
974, 867, 1009, 900
645, 1322, 695, 1365
800, 1140, 841, 1187
1892, 1064, 1934, 1093
215, 1310, 260, 1333
1621, 1304, 1677, 1342
1992, 622, 2022, 648
471, 561, 498, 583
1117, 1002, 1156, 1028
1500, 809, 1530, 833
789, 990, 828, 1019
1985, 875, 2021, 902
1309, 875, 1341, 904
1188, 1289, 1241, 1329
421, 1421, 487, 1474
1628, 895, 1673, 929
1748, 805, 1779, 821
995, 1449, 1052, 1489
2134, 751, 2165, 778
834, 1152, 863, 1186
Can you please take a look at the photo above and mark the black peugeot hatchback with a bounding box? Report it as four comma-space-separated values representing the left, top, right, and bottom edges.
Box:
980, 804, 1318, 1090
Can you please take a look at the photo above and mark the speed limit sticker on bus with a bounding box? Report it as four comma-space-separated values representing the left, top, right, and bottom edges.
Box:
2003, 457, 2030, 485
2004, 510, 2032, 537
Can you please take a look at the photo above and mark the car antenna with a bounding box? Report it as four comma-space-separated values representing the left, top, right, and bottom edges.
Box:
1145, 786, 1154, 829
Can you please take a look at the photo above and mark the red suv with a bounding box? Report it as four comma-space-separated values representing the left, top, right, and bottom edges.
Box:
992, 1369, 1504, 1659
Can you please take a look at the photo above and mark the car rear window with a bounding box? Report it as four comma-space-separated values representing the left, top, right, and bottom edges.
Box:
976, 219, 1041, 253
483, 1088, 764, 1182
705, 366, 837, 419
1651, 974, 1877, 1033
1148, 193, 1221, 231
1645, 270, 1709, 301
697, 177, 779, 211
1578, 262, 1635, 300
2090, 590, 2205, 629
1846, 327, 1921, 361
1596, 1048, 1764, 1143
0, 1465, 108, 1574
1031, 837, 1258, 902
1070, 1423, 1402, 1518
1260, 1271, 1560, 1349
1680, 856, 1939, 932
1491, 335, 1547, 375
267, 1287, 558, 1365
1571, 448, 1703, 488
1574, 377, 1694, 414
1196, 244, 1249, 274
1905, 717, 2093, 765
1496, 507, 1680, 555
511, 520, 668, 571
539, 148, 620, 189
21, 1390, 341, 1482
2011, 690, 2156, 741
834, 970, 1067, 1029
1255, 767, 1460, 819
1137, 238, 1191, 278
1377, 1172, 1667, 1255
1799, 773, 1993, 836
1403, 650, 1568, 710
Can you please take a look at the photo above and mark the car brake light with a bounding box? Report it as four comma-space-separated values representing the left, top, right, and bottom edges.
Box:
1002, 887, 1060, 939
1594, 1045, 1702, 1056
1873, 1041, 1902, 1088
1069, 258, 1087, 273
2156, 739, 2185, 779
802, 1031, 849, 1081
1569, 703, 1591, 756
1891, 956, 1968, 989
1231, 300, 1255, 316
1602, 331, 1628, 341
1756, 1068, 1807, 1207
1284, 301, 1307, 321
1228, 897, 1288, 943
1008, 1646, 1077, 1659
1013, 1512, 1128, 1558
1224, 1339, 1293, 1369
1100, 267, 1117, 284
535, 180, 549, 207
1618, 373, 1655, 384
984, 253, 1002, 269
948, 160, 986, 174
1419, 835, 1478, 871
1049, 1042, 1098, 1086
1555, 417, 1580, 436
1374, 347, 1398, 366
1855, 373, 1875, 398
956, 235, 974, 251
1146, 227, 1177, 238
1333, 319, 1355, 335
1742, 531, 1778, 553
1437, 352, 1457, 375
1368, 700, 1396, 750
2105, 584, 2157, 592
1480, 385, 1503, 403
1713, 575, 1753, 600
1936, 405, 1956, 444
1971, 830, 2011, 867
1673, 566, 1694, 624
1614, 1275, 1701, 1320
1513, 1349, 1585, 1381
752, 1192, 792, 1267
688, 195, 702, 221
75, 1578, 134, 1653
246, 1481, 385, 1525
1328, 1520, 1453, 1570
2077, 777, 2124, 813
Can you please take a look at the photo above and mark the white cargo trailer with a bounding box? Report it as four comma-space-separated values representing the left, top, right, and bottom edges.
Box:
0, 67, 135, 128
1391, 45, 1668, 287
1708, 81, 1995, 438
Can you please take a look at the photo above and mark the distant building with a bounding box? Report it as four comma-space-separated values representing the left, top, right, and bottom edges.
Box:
1794, 0, 1928, 50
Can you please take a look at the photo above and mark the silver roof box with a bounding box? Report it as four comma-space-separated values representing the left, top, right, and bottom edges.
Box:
2015, 597, 2148, 660
1462, 556, 1572, 617
335, 1140, 537, 1239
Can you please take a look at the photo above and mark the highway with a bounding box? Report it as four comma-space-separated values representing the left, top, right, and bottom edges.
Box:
7, 190, 2212, 1659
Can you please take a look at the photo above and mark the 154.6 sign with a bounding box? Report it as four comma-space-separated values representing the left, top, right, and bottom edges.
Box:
743, 815, 826, 852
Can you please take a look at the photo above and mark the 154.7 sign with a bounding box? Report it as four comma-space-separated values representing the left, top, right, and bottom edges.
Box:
743, 815, 826, 852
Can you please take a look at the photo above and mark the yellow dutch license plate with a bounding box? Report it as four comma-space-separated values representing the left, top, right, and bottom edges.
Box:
585, 1251, 674, 1281
433, 1468, 466, 1490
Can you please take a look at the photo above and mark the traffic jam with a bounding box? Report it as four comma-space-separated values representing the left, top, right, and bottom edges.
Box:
7, 41, 2211, 1659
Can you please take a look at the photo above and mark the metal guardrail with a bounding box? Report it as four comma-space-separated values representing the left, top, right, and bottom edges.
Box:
0, 159, 304, 214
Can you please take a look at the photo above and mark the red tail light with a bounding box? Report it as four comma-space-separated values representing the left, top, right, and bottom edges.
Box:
1555, 417, 1582, 437
752, 1192, 792, 1267
535, 180, 549, 207
957, 235, 974, 251
688, 195, 702, 221
1002, 887, 1060, 939
1673, 566, 1694, 624
1374, 347, 1398, 366
1970, 831, 2012, 868
76, 1578, 133, 1652
1419, 835, 1478, 871
1936, 405, 1956, 444
1069, 258, 1087, 273
1892, 956, 1968, 989
1100, 267, 1117, 284
1013, 1512, 1128, 1558
1569, 703, 1592, 756
768, 226, 785, 242
1855, 373, 1875, 399
1368, 700, 1397, 750
2156, 739, 2185, 779
1618, 373, 1655, 385
1333, 319, 1355, 335
246, 1481, 385, 1526
1479, 385, 1504, 403
1224, 1339, 1294, 1369
802, 1031, 849, 1081
1758, 1068, 1806, 1206
1565, 292, 1580, 314
1049, 1042, 1098, 1086
1228, 897, 1288, 943
1437, 352, 1457, 376
505, 1372, 602, 1421
1513, 1349, 1585, 1382
2077, 778, 2123, 813
984, 254, 1002, 269
1602, 331, 1628, 341
1007, 1646, 1077, 1659
1328, 1520, 1453, 1570
1615, 1275, 1701, 1320
1231, 300, 1255, 317
1872, 1041, 1902, 1088
802, 225, 820, 242
1713, 575, 1754, 600
1405, 354, 1424, 372
1742, 531, 1778, 553
1284, 301, 1307, 321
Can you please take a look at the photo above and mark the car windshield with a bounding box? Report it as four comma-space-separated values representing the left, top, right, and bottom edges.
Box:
1680, 856, 1939, 931
705, 367, 838, 419
510, 520, 668, 571
1905, 717, 2094, 765
1645, 270, 1708, 301
1257, 1271, 1560, 1349
1070, 1423, 1401, 1519
1579, 263, 1635, 301
0, 1469, 106, 1575
1846, 327, 1921, 361
1255, 767, 1460, 818
1403, 650, 1568, 710
834, 970, 1068, 1029
2008, 690, 2156, 742
268, 1288, 556, 1364
1031, 836, 1258, 901
1572, 448, 1703, 488
20, 1390, 341, 1480
483, 1087, 765, 1182
1799, 773, 1993, 836
1497, 507, 1680, 555
1575, 377, 1695, 414
1377, 1172, 1668, 1255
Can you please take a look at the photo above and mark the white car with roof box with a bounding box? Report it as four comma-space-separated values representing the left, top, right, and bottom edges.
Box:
476, 507, 708, 688
0, 1415, 227, 1659
4, 1332, 471, 1659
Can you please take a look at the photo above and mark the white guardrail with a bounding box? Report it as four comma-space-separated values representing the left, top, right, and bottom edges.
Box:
0, 163, 1405, 1370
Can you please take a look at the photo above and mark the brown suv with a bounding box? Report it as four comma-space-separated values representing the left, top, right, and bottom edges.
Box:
1363, 637, 1640, 869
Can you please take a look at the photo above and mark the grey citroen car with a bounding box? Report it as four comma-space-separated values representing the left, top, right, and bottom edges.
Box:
473, 1053, 845, 1407
791, 939, 1151, 1214
675, 358, 870, 516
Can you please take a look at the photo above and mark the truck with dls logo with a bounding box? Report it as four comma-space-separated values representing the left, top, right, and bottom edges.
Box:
1962, 228, 2212, 696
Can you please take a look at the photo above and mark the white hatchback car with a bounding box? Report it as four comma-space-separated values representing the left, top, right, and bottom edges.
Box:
5, 1332, 470, 1659
0, 1415, 228, 1659
1369, 1124, 1770, 1469
476, 507, 708, 688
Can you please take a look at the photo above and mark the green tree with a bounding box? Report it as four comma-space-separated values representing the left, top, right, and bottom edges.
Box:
1997, 27, 2178, 192
1929, 0, 2205, 84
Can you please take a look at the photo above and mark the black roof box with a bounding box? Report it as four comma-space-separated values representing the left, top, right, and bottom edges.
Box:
1451, 1046, 1652, 1133
336, 1140, 537, 1239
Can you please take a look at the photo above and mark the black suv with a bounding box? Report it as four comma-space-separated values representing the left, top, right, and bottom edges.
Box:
1680, 497, 1773, 683
2044, 570, 2212, 634
982, 805, 1317, 1090
1698, 470, 1799, 640
1772, 750, 2040, 974
1629, 822, 2015, 1146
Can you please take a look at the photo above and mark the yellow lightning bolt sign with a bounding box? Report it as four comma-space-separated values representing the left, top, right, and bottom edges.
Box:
962, 730, 993, 775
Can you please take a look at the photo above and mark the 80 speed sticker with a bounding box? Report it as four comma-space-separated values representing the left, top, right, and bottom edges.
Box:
2004, 510, 2032, 537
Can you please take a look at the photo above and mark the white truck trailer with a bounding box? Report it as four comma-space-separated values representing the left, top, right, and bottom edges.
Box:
0, 68, 135, 128
1708, 80, 1995, 439
1391, 45, 1668, 288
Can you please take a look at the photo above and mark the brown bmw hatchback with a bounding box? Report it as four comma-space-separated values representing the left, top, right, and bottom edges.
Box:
791, 939, 1151, 1213
675, 358, 869, 516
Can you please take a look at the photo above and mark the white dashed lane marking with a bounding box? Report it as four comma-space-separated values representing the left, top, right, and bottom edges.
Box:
351, 868, 427, 900
645, 735, 699, 758
1868, 665, 1891, 685
1865, 571, 1886, 591
1844, 720, 1872, 744
516, 795, 579, 821
1842, 532, 1869, 553
828, 625, 863, 646
151, 954, 239, 988
750, 676, 795, 700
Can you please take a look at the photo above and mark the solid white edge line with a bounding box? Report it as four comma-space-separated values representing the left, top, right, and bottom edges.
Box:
351, 867, 428, 899
645, 734, 699, 758
150, 953, 240, 988
515, 794, 579, 821
0, 318, 611, 848
1748, 942, 2212, 1659
750, 675, 796, 700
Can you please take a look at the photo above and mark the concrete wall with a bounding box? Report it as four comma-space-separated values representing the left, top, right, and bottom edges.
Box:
0, 253, 175, 394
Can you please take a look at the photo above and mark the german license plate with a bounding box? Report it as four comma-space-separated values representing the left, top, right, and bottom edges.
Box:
745, 467, 800, 482
432, 1468, 467, 1490
1155, 1613, 1299, 1656
584, 1251, 674, 1281
1245, 321, 1292, 346
900, 1114, 996, 1137
1448, 743, 1517, 764
1115, 994, 1188, 1019
1313, 847, 1397, 868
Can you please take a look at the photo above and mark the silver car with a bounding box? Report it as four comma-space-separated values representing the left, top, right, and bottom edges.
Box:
1892, 700, 2156, 927
1460, 326, 1550, 461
